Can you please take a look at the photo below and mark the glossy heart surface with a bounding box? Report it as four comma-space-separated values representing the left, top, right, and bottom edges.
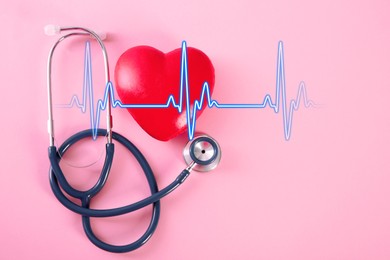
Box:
114, 45, 215, 141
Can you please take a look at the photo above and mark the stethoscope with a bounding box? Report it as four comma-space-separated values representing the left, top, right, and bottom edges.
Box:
45, 25, 221, 253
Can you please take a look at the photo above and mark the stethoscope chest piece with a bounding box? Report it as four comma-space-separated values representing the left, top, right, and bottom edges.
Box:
183, 135, 221, 172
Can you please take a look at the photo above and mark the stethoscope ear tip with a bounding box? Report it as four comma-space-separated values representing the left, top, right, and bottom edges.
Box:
44, 24, 107, 40
183, 134, 221, 172
44, 24, 61, 36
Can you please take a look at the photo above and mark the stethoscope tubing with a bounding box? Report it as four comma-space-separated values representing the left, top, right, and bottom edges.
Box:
49, 128, 193, 252
49, 129, 191, 218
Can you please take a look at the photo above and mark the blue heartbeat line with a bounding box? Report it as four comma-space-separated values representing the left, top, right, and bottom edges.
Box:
58, 40, 315, 141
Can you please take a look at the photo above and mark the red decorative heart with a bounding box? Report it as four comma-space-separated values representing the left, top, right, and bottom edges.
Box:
114, 45, 215, 141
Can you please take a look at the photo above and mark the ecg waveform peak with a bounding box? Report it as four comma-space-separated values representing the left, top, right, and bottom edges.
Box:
58, 40, 315, 140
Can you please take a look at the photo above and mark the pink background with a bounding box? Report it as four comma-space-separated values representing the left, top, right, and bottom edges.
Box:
1, 0, 390, 259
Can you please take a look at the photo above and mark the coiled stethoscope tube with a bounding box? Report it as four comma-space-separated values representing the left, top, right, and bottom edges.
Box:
45, 25, 221, 253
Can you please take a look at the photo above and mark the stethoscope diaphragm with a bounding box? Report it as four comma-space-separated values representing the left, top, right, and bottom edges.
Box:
183, 135, 221, 172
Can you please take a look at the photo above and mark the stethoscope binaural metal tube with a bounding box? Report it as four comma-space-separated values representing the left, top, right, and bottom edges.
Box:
46, 27, 113, 145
